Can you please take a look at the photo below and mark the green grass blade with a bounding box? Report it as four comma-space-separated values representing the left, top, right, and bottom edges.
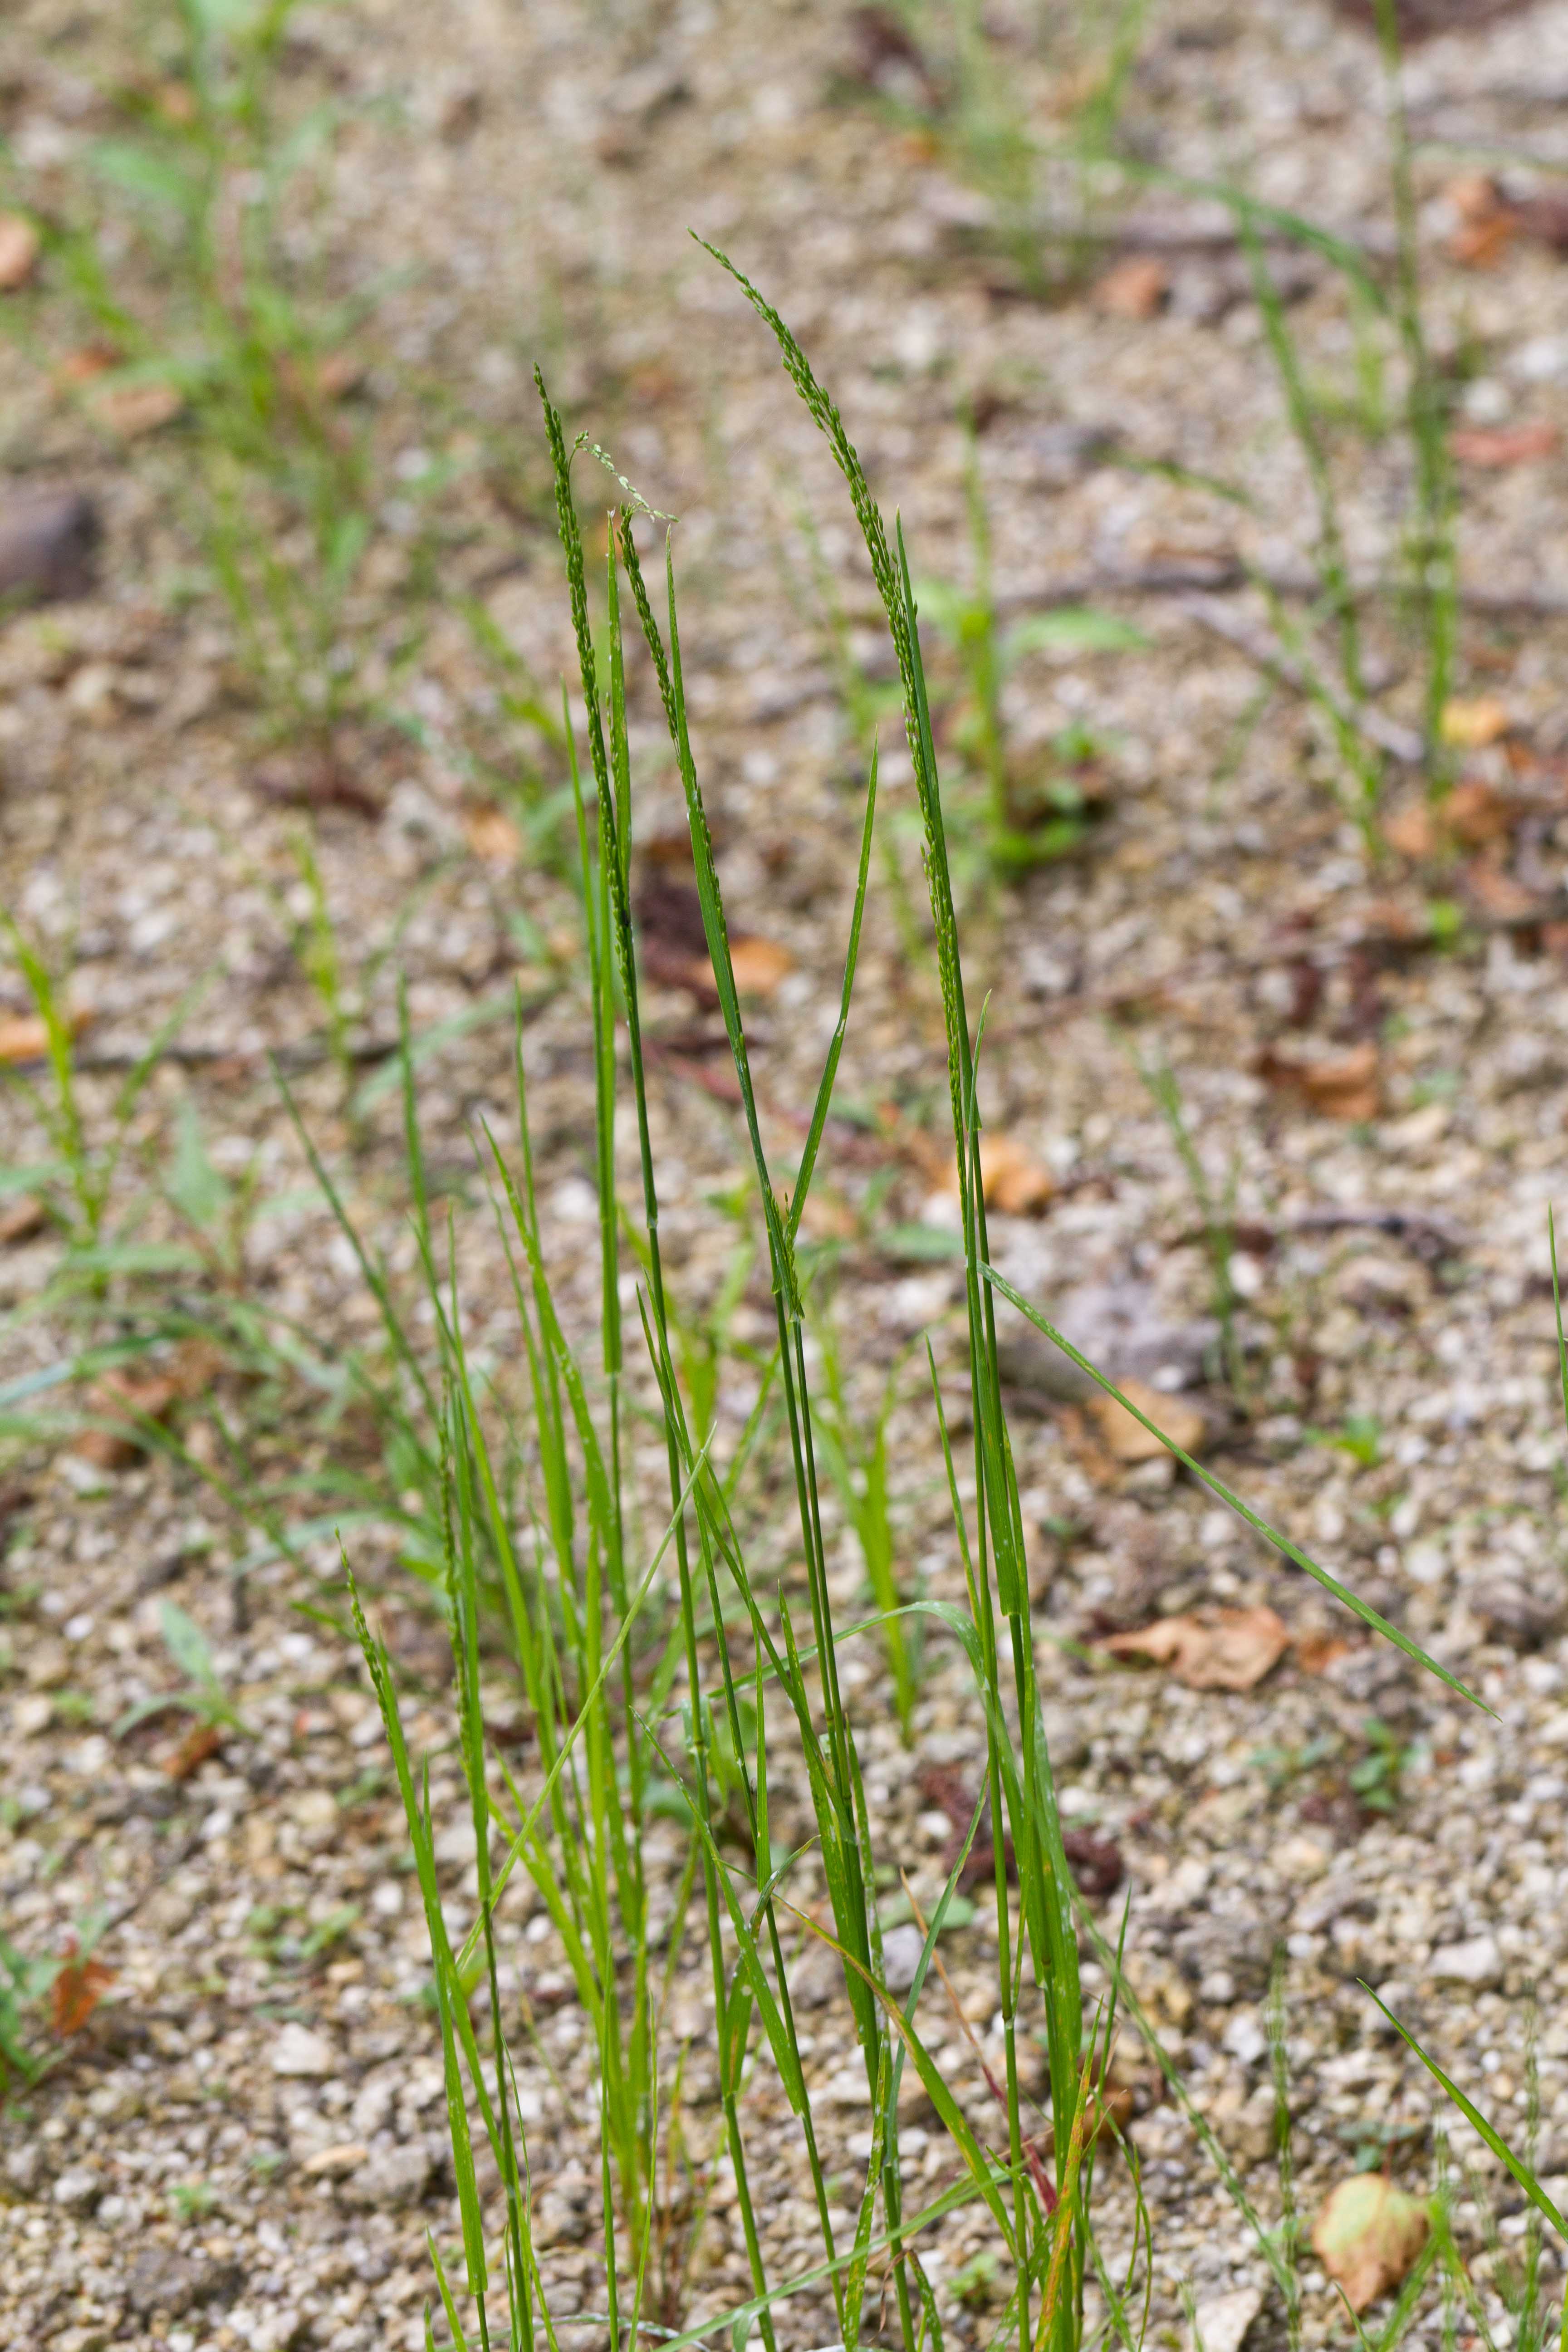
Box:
1365, 1986, 1568, 2241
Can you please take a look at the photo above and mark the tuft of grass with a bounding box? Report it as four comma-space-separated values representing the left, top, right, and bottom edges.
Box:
328, 247, 1488, 2352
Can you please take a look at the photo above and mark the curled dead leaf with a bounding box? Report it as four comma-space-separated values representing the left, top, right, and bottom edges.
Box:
1439, 695, 1512, 750
1312, 2175, 1429, 2313
463, 804, 522, 866
1086, 1375, 1205, 1464
51, 1952, 114, 2038
1093, 256, 1169, 319
1102, 1604, 1290, 1691
0, 212, 39, 290
1259, 1041, 1380, 1122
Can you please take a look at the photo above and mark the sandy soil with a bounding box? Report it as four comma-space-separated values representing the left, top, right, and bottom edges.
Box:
8, 1, 1568, 2347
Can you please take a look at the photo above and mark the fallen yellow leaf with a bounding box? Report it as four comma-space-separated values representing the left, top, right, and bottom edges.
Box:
1439, 696, 1512, 750
1102, 1604, 1289, 1691
1086, 1375, 1205, 1464
1312, 2176, 1429, 2313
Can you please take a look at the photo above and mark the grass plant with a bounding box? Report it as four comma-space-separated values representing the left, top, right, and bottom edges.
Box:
325, 250, 1487, 2352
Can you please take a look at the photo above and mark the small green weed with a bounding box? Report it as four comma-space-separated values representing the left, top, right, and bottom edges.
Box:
168, 2179, 218, 2223
1348, 1715, 1423, 1814
116, 1599, 250, 1740
1310, 1412, 1385, 1469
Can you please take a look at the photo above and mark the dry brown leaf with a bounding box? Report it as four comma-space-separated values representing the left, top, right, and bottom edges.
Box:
1439, 695, 1512, 750
1380, 802, 1436, 860
0, 213, 39, 291
941, 1133, 1057, 1215
980, 1134, 1056, 1216
163, 1720, 223, 1781
316, 350, 364, 401
51, 1952, 114, 2038
1450, 421, 1559, 468
1445, 173, 1525, 265
1312, 2176, 1430, 2313
463, 804, 523, 866
91, 380, 185, 438
70, 1341, 214, 1469
1103, 1604, 1290, 1691
1446, 172, 1503, 227
1294, 1630, 1352, 1675
729, 935, 794, 995
1384, 780, 1523, 861
1465, 856, 1542, 922
1086, 1375, 1206, 1464
58, 342, 120, 387
1358, 895, 1431, 943
0, 1196, 46, 1245
1444, 779, 1524, 847
1259, 1042, 1380, 1122
1093, 256, 1169, 318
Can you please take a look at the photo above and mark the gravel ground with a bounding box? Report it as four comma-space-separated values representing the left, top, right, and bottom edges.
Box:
9, 1, 1568, 2347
